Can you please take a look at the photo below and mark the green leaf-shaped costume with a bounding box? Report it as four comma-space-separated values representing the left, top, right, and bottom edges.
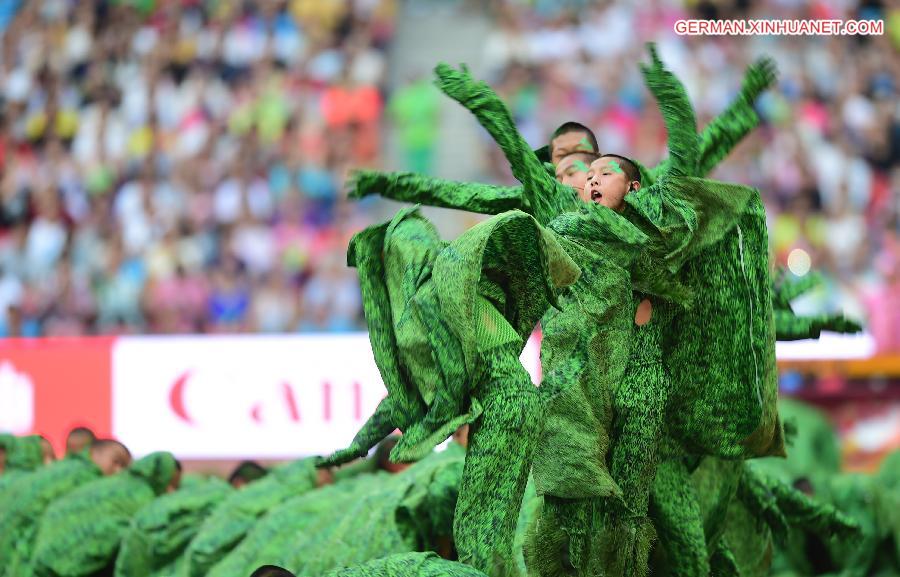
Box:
0, 451, 103, 576
30, 452, 179, 577
180, 458, 320, 577
770, 268, 864, 340
114, 476, 233, 577
215, 446, 465, 576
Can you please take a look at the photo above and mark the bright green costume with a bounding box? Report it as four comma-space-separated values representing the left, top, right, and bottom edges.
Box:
0, 450, 103, 576
219, 445, 465, 576
180, 458, 320, 577
114, 476, 233, 577
30, 452, 178, 577
0, 435, 46, 493
349, 46, 780, 577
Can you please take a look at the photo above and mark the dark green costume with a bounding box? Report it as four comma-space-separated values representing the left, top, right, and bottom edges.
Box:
114, 476, 233, 577
771, 268, 863, 340
30, 451, 178, 577
0, 450, 103, 576
219, 446, 465, 576
180, 458, 320, 577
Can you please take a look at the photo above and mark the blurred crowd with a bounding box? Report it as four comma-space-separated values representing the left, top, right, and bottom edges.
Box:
1, 0, 898, 349
0, 0, 395, 336
476, 0, 900, 352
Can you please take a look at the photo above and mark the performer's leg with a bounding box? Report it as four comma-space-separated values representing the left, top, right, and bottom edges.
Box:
454, 341, 543, 574
649, 459, 710, 577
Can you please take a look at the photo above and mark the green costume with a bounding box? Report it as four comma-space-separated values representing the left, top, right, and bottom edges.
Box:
30, 452, 178, 577
180, 458, 320, 577
351, 46, 779, 577
0, 451, 103, 576
221, 446, 465, 577
0, 435, 46, 493
114, 476, 233, 577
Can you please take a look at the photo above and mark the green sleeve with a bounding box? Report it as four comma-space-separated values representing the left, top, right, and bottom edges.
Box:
433, 63, 578, 225
639, 44, 698, 180
351, 170, 525, 215
648, 56, 776, 182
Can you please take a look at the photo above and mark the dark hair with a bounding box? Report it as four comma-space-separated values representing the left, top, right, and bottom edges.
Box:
174, 459, 183, 472
228, 461, 269, 486
598, 153, 641, 184
250, 565, 296, 577
551, 122, 598, 153
67, 427, 96, 441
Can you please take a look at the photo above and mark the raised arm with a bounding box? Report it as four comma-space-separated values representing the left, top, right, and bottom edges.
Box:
349, 170, 526, 216
639, 44, 699, 180
433, 63, 577, 226
648, 56, 777, 183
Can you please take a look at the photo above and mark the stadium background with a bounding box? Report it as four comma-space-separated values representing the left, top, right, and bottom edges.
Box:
0, 0, 897, 474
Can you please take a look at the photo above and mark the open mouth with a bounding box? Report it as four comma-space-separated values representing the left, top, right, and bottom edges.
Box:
590, 190, 602, 202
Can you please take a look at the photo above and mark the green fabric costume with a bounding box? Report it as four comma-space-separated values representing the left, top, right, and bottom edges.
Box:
215, 446, 465, 576
180, 457, 319, 577
30, 451, 178, 577
320, 552, 489, 577
0, 435, 46, 493
319, 202, 589, 573
114, 476, 233, 577
351, 47, 778, 577
0, 451, 103, 576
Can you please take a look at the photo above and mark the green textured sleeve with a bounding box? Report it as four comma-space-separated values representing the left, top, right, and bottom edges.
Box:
433, 63, 577, 225
649, 56, 776, 182
639, 44, 698, 180
350, 170, 525, 215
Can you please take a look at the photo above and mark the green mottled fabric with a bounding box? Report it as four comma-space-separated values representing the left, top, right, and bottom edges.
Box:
0, 435, 46, 493
30, 452, 178, 577
213, 448, 464, 576
114, 476, 233, 577
322, 193, 585, 572
345, 50, 775, 577
180, 458, 319, 577
642, 56, 776, 185
321, 552, 489, 577
0, 452, 102, 576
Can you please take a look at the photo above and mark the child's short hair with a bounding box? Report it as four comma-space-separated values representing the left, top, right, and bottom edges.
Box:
598, 154, 641, 183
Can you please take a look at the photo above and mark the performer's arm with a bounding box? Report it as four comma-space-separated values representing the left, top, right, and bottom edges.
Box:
640, 44, 699, 180
649, 56, 776, 181
349, 170, 526, 216
434, 63, 576, 226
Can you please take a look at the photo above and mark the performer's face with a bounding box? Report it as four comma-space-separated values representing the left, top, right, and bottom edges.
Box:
550, 131, 595, 165
555, 154, 592, 200
585, 156, 640, 211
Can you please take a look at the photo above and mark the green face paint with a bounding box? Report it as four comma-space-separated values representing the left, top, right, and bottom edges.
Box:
576, 136, 593, 151
573, 160, 590, 173
608, 160, 624, 175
